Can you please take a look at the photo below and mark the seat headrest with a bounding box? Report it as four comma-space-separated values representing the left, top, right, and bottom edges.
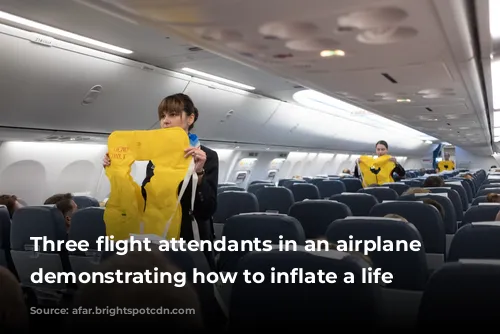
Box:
10, 206, 67, 250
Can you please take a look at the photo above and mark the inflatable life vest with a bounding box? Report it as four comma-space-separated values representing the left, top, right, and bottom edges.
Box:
358, 155, 396, 187
104, 127, 195, 241
437, 160, 455, 172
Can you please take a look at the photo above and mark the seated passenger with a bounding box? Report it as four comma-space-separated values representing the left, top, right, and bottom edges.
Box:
487, 193, 500, 203
422, 198, 445, 220
0, 195, 23, 219
423, 176, 445, 188
402, 188, 430, 196
314, 239, 373, 265
354, 140, 405, 182
67, 249, 203, 331
384, 214, 408, 223
339, 168, 351, 177
463, 173, 473, 180
0, 267, 28, 333
44, 193, 78, 231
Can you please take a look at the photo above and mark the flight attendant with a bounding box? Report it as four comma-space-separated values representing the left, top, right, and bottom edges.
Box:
436, 153, 455, 172
353, 140, 405, 184
103, 94, 219, 265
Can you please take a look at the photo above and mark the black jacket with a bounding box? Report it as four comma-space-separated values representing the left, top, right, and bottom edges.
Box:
141, 145, 219, 241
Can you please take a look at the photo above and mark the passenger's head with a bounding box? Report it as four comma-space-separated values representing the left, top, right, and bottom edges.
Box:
67, 249, 203, 331
375, 140, 389, 157
464, 173, 473, 180
384, 214, 408, 223
158, 93, 199, 133
444, 152, 450, 160
44, 193, 77, 229
342, 168, 351, 174
0, 195, 23, 218
487, 193, 500, 203
423, 176, 445, 188
422, 198, 445, 220
402, 188, 430, 196
0, 267, 28, 333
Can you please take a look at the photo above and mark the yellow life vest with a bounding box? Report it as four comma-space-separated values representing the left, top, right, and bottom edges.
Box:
104, 127, 192, 241
437, 160, 455, 172
358, 155, 396, 187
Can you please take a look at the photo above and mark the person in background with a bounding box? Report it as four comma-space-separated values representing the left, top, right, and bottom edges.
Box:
423, 176, 445, 188
0, 195, 23, 219
463, 173, 473, 180
436, 153, 455, 173
353, 140, 405, 180
44, 193, 78, 231
402, 188, 430, 196
422, 198, 445, 221
0, 267, 28, 333
67, 249, 203, 332
384, 214, 408, 223
487, 193, 500, 203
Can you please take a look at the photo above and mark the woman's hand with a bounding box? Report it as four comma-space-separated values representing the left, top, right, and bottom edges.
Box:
184, 147, 207, 173
389, 157, 397, 163
103, 153, 111, 168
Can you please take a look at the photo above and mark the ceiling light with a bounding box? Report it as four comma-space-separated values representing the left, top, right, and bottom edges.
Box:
320, 49, 345, 57
424, 140, 433, 144
182, 68, 255, 90
0, 10, 133, 54
396, 99, 411, 103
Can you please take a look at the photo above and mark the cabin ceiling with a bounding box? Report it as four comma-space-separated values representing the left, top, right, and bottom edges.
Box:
0, 0, 495, 156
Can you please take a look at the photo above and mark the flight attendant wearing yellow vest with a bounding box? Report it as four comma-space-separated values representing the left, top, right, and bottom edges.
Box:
102, 94, 219, 267
353, 140, 406, 186
436, 153, 455, 172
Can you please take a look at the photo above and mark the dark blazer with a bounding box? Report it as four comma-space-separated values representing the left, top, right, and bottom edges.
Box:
141, 145, 219, 241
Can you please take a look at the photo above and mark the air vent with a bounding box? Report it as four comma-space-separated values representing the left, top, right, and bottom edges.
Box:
381, 73, 398, 84
39, 135, 94, 142
249, 152, 259, 157
279, 153, 288, 158
188, 46, 203, 52
293, 85, 304, 89
425, 107, 433, 112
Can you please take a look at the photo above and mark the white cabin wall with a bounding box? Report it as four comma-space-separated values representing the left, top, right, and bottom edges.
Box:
456, 146, 497, 170
246, 152, 280, 183
0, 141, 107, 205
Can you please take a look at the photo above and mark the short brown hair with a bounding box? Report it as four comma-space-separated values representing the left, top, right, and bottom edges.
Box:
384, 214, 408, 222
487, 193, 500, 203
423, 176, 445, 188
158, 93, 199, 131
422, 198, 445, 219
0, 195, 18, 218
402, 188, 430, 196
44, 193, 74, 216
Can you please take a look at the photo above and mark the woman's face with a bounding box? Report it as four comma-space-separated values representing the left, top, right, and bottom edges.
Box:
376, 144, 388, 157
160, 111, 194, 132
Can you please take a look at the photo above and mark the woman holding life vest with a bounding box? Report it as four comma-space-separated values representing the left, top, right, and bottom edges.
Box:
102, 93, 219, 245
353, 140, 405, 185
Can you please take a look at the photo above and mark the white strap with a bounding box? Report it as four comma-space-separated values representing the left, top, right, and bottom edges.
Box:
162, 159, 196, 238
191, 171, 201, 241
